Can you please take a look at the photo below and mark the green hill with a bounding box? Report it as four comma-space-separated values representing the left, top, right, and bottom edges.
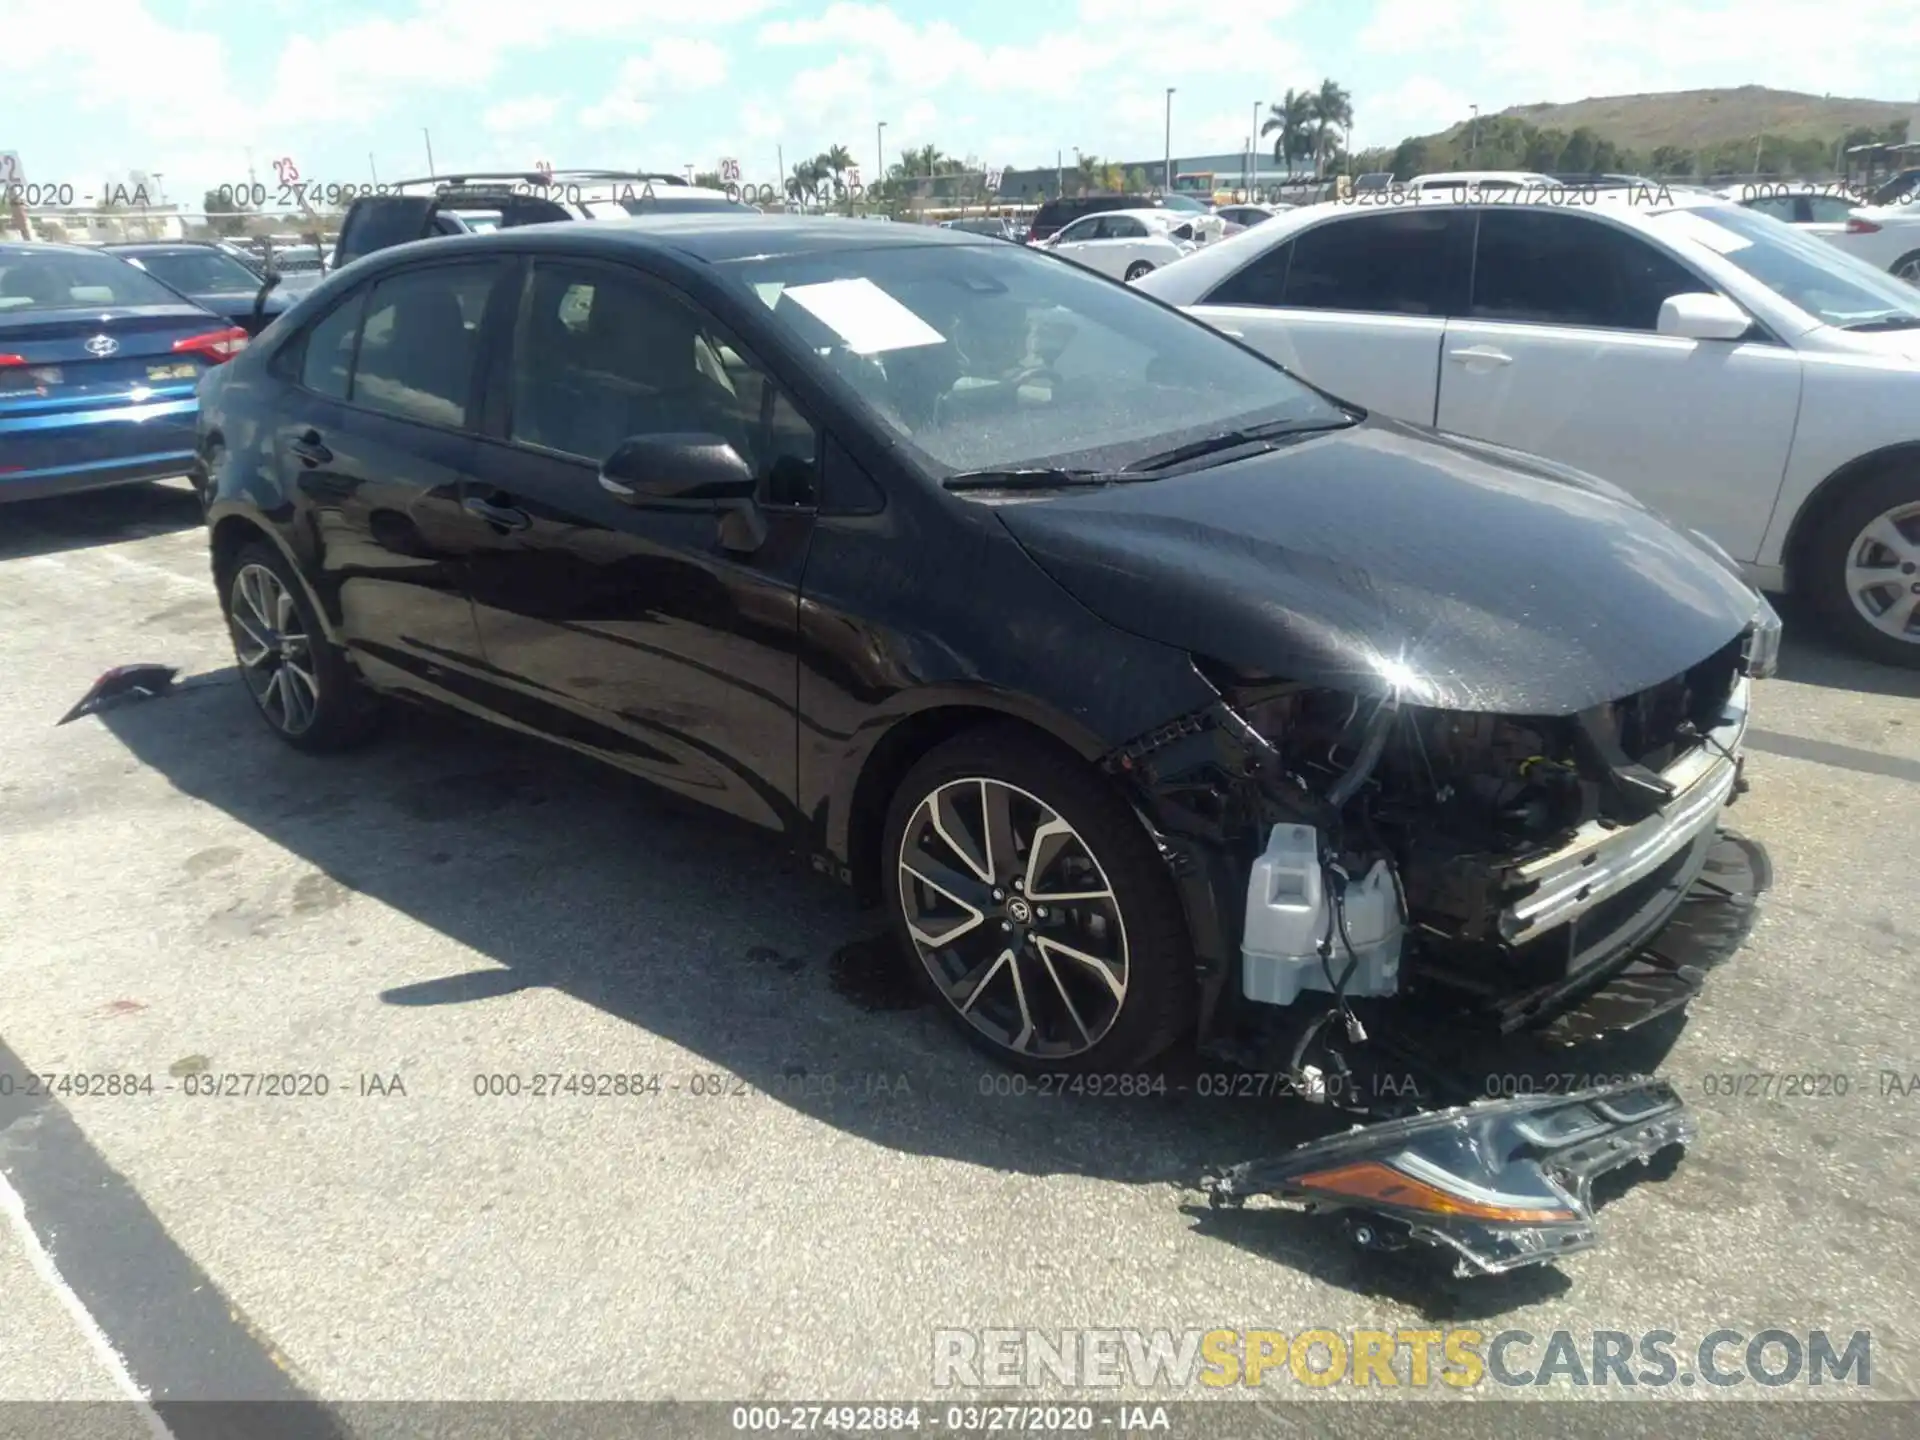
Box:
1361, 85, 1913, 179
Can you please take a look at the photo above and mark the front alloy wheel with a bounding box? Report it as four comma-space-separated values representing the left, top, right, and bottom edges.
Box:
898, 777, 1129, 1061
1841, 501, 1920, 648
229, 562, 321, 736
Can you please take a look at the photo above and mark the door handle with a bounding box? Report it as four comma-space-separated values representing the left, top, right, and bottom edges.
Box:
1448, 345, 1513, 366
463, 496, 532, 532
1218, 328, 1245, 338
289, 429, 332, 465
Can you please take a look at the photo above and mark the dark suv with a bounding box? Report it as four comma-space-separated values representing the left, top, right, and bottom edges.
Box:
332, 170, 748, 269
192, 213, 1776, 1271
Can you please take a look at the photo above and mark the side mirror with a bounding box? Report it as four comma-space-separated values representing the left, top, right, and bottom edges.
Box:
598, 433, 756, 507
1657, 292, 1752, 341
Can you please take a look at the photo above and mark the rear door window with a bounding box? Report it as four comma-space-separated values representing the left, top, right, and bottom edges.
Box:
297, 294, 363, 399
1282, 211, 1460, 315
349, 263, 501, 428
1204, 240, 1293, 306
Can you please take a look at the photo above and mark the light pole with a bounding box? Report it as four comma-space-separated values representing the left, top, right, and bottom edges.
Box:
1164, 88, 1176, 191
1250, 100, 1261, 198
422, 127, 437, 176
876, 121, 886, 194
1467, 105, 1479, 165
369, 152, 379, 184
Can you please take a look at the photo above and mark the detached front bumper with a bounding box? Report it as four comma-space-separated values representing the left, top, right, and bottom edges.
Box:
1208, 1079, 1694, 1276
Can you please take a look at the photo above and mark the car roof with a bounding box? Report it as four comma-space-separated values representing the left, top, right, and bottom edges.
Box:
1131, 185, 1766, 308
0, 240, 124, 258
103, 241, 223, 253
1408, 170, 1560, 186
341, 213, 998, 269
1062, 207, 1178, 224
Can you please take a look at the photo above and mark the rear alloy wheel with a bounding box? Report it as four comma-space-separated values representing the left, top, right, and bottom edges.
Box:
1892, 251, 1920, 284
230, 561, 320, 737
222, 541, 382, 750
1805, 473, 1920, 668
884, 727, 1193, 1072
1124, 261, 1155, 281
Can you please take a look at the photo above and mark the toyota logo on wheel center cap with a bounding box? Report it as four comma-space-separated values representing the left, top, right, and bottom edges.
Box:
1006, 897, 1031, 924
85, 334, 120, 357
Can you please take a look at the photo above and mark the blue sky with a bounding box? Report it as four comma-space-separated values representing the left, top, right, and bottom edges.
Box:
5, 0, 1917, 206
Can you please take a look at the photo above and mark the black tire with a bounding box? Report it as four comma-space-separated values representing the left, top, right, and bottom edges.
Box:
882, 723, 1194, 1073
219, 539, 384, 750
1124, 261, 1155, 281
1802, 468, 1920, 668
1891, 250, 1920, 285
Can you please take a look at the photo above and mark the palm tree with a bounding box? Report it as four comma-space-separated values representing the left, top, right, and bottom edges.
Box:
1075, 152, 1102, 194
1260, 90, 1315, 174
786, 158, 825, 209
820, 143, 855, 195
1309, 79, 1353, 178
906, 144, 946, 179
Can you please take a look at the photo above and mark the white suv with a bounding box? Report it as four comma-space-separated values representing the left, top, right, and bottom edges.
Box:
1136, 188, 1920, 665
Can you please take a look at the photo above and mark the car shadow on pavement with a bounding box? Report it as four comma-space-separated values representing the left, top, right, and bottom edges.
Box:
0, 479, 204, 562
1770, 593, 1920, 699
96, 670, 1707, 1309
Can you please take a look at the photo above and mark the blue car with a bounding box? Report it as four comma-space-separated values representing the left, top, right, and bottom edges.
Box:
0, 242, 248, 503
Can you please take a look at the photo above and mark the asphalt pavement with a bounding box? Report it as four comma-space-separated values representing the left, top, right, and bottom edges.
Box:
2, 480, 1918, 1439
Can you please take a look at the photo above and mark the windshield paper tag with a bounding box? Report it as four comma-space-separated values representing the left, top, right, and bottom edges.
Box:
781, 278, 948, 354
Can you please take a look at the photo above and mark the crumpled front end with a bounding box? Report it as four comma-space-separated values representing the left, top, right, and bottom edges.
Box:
1107, 607, 1778, 1274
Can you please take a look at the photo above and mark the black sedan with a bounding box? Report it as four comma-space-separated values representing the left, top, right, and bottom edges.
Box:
193, 215, 1778, 1272
105, 241, 292, 336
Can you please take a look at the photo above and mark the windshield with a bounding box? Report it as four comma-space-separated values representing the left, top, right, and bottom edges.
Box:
1645, 203, 1920, 328
122, 248, 263, 294
0, 248, 188, 312
720, 238, 1347, 474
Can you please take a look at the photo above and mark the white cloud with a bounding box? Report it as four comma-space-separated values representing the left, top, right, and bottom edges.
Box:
484, 97, 563, 135
579, 38, 731, 130
276, 0, 762, 124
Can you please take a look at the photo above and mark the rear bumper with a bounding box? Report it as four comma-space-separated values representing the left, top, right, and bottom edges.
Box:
0, 395, 197, 502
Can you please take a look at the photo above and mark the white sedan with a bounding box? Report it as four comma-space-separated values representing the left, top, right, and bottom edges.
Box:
1818, 199, 1920, 283
1136, 189, 1920, 666
1038, 209, 1199, 282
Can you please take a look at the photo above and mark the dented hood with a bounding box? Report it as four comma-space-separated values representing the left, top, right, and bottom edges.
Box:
995, 417, 1760, 715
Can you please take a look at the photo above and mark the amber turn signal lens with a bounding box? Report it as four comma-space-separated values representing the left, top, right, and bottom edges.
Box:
1290, 1160, 1578, 1224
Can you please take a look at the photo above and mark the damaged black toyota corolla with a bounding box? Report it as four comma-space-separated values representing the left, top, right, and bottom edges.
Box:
193, 218, 1779, 1276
